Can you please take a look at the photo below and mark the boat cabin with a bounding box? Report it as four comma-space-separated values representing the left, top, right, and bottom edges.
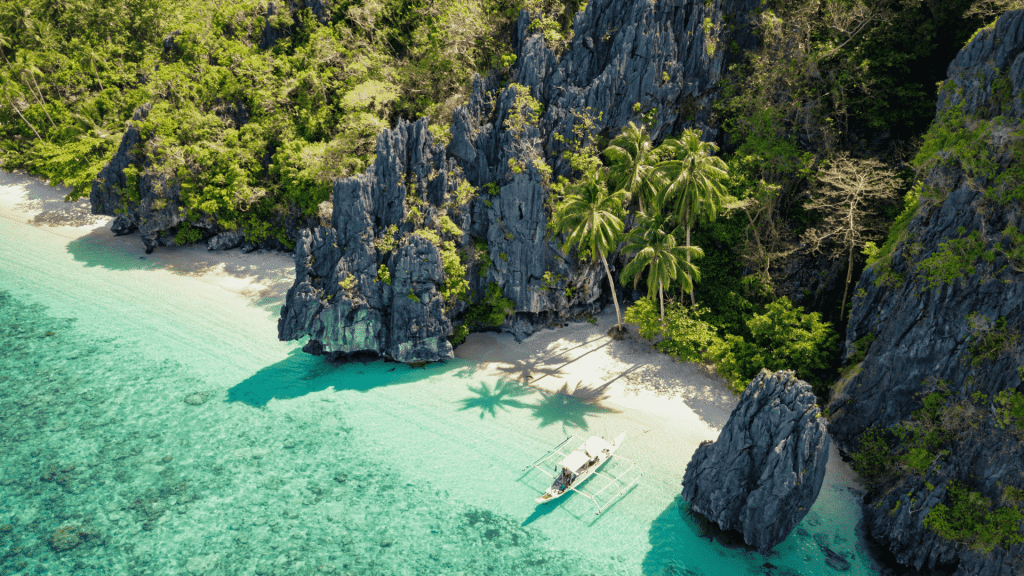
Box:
554, 436, 614, 487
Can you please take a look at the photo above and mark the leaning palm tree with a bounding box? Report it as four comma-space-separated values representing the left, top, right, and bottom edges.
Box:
0, 71, 44, 142
620, 213, 703, 320
604, 121, 658, 213
551, 168, 627, 331
651, 128, 728, 304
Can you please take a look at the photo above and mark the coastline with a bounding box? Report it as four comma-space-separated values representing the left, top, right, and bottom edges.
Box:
0, 170, 296, 307
0, 167, 864, 497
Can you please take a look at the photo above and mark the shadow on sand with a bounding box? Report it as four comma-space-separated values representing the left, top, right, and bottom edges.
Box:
529, 380, 620, 430
64, 226, 295, 308
457, 379, 533, 418
1, 170, 106, 228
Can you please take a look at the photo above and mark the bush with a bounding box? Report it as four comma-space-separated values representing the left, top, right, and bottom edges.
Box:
624, 298, 721, 364
707, 297, 837, 393
924, 481, 1024, 553
465, 283, 515, 329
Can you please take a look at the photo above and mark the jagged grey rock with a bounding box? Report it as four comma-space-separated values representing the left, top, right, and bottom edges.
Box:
278, 119, 456, 362
207, 230, 245, 251
682, 369, 830, 554
279, 0, 763, 356
827, 10, 1024, 576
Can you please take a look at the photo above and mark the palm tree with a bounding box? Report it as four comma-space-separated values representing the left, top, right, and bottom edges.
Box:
0, 71, 44, 142
620, 212, 703, 320
651, 128, 728, 305
604, 121, 657, 213
80, 49, 104, 91
551, 169, 627, 332
14, 52, 56, 129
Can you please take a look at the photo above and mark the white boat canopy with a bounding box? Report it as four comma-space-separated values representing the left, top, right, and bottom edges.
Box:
558, 450, 591, 473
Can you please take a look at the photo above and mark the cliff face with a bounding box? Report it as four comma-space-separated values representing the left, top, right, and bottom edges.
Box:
827, 11, 1024, 575
278, 0, 759, 360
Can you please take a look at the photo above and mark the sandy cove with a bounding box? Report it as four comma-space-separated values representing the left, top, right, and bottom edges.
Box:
0, 169, 862, 490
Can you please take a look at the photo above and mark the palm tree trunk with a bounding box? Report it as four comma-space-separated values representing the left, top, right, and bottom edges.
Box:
659, 281, 665, 321
22, 72, 56, 128
685, 223, 695, 306
601, 255, 623, 328
4, 93, 44, 141
841, 240, 853, 321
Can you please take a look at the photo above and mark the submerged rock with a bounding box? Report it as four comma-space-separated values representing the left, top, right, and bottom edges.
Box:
682, 369, 830, 554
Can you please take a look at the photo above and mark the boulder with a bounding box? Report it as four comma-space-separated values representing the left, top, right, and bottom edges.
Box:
682, 369, 830, 554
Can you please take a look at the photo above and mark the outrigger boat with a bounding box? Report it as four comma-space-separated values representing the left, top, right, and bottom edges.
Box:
524, 433, 643, 515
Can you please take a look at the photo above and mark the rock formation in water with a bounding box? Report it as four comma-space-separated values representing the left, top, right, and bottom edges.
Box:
826, 10, 1024, 575
682, 369, 830, 554
277, 0, 761, 360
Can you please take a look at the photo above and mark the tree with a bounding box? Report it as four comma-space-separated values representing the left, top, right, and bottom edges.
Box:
0, 70, 44, 142
14, 51, 55, 128
651, 128, 728, 305
801, 154, 900, 319
707, 296, 838, 393
604, 121, 657, 213
551, 169, 627, 331
620, 216, 703, 320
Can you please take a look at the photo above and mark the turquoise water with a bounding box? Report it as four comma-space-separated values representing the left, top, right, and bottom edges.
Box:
0, 212, 879, 576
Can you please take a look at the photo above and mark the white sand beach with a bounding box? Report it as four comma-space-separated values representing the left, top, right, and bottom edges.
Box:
0, 170, 296, 306
0, 169, 862, 490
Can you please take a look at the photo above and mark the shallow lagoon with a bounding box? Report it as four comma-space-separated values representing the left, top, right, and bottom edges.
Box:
0, 213, 878, 575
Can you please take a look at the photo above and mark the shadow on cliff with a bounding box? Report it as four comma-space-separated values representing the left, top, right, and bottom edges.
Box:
226, 349, 418, 407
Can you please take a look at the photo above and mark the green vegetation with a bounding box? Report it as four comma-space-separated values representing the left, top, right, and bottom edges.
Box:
917, 231, 994, 290
865, 182, 920, 288
0, 0, 559, 245
338, 274, 357, 292
923, 481, 1024, 553
376, 264, 392, 285
464, 282, 515, 329
994, 390, 1024, 430
411, 228, 469, 310
550, 168, 626, 330
624, 298, 718, 364
965, 314, 1019, 367
706, 297, 836, 393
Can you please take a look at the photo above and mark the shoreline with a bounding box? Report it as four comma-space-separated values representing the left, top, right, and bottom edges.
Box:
0, 168, 864, 490
0, 170, 296, 307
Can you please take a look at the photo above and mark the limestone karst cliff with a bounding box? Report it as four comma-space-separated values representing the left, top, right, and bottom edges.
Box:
276, 0, 758, 360
827, 11, 1024, 575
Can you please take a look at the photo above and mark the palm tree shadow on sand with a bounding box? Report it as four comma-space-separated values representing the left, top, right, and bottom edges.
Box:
529, 380, 620, 431
457, 379, 533, 419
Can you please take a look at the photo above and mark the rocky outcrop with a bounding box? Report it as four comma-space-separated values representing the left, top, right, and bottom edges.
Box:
90, 104, 197, 253
827, 10, 1024, 576
682, 369, 830, 554
279, 0, 761, 358
278, 119, 457, 362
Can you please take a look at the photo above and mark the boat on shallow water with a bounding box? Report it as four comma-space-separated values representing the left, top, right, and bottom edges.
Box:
525, 433, 642, 515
